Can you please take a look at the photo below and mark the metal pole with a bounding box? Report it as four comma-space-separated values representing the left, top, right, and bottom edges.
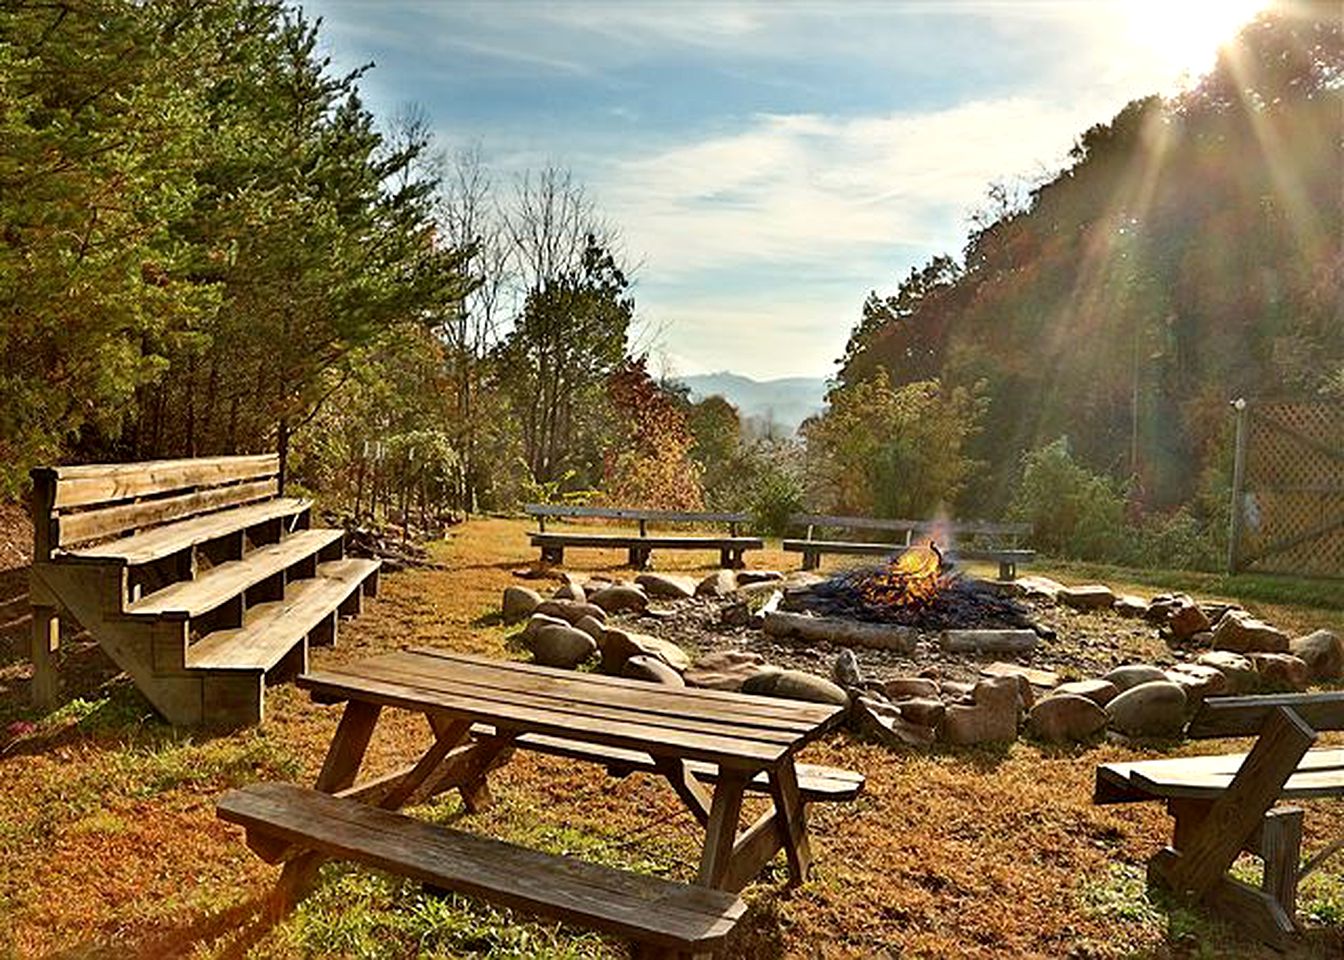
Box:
1227, 397, 1249, 574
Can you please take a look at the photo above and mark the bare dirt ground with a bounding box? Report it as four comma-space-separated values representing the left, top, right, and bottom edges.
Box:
1, 515, 1341, 959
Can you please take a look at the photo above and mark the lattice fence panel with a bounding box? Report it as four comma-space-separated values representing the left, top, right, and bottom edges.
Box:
1235, 399, 1344, 578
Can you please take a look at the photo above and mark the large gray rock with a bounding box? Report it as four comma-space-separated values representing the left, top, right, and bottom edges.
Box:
1027, 694, 1108, 742
598, 627, 690, 674
552, 580, 585, 602
1103, 664, 1168, 693
502, 586, 543, 624
635, 572, 697, 600
1057, 584, 1116, 610
832, 649, 863, 688
883, 677, 941, 700
1112, 594, 1149, 618
573, 614, 607, 642
695, 570, 738, 597
939, 629, 1038, 654
1166, 596, 1212, 642
853, 696, 936, 748
1249, 652, 1310, 691
893, 696, 945, 729
1212, 610, 1289, 653
622, 655, 685, 686
1196, 650, 1258, 694
535, 599, 607, 626
1013, 575, 1065, 602
588, 584, 649, 614
741, 669, 849, 706
1290, 629, 1343, 682
1053, 679, 1119, 706
1105, 681, 1187, 737
521, 612, 570, 639
526, 623, 597, 669
939, 676, 1019, 745
1164, 663, 1229, 704
684, 650, 771, 691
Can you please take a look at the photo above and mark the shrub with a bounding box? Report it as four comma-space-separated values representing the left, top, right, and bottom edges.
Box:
749, 465, 804, 537
1009, 437, 1126, 559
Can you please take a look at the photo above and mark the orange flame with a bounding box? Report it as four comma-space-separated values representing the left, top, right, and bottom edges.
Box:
861, 540, 948, 608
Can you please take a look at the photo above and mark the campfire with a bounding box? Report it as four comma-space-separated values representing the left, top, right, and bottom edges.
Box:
788, 540, 1037, 632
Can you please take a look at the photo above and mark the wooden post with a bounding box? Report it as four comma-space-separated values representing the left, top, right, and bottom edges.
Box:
31, 606, 59, 710
1228, 397, 1249, 574
30, 469, 58, 709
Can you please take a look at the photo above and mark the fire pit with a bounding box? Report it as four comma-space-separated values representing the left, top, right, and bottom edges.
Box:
784, 541, 1039, 633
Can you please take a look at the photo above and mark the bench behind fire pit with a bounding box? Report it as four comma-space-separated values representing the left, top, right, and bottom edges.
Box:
781, 514, 1034, 580
525, 504, 764, 569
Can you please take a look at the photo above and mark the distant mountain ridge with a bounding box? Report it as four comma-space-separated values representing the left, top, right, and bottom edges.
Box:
678, 372, 827, 434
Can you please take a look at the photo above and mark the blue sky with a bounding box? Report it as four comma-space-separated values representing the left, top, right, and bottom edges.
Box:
305, 0, 1264, 379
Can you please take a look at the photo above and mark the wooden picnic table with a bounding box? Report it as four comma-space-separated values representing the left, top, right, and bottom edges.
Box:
290, 647, 849, 894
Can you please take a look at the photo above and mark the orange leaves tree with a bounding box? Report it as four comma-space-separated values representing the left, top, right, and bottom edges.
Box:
603, 358, 703, 510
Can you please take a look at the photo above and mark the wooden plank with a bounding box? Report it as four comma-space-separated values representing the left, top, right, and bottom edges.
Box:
128, 529, 344, 618
378, 720, 472, 810
30, 605, 59, 709
395, 651, 829, 734
768, 760, 811, 886
1149, 848, 1297, 949
218, 782, 746, 948
301, 666, 791, 769
524, 504, 749, 524
43, 454, 279, 509
66, 497, 310, 565
722, 808, 785, 893
346, 657, 804, 748
1130, 766, 1344, 801
482, 728, 865, 803
55, 478, 278, 546
186, 558, 379, 670
530, 533, 763, 549
410, 650, 844, 728
1188, 693, 1344, 738
1161, 707, 1315, 897
780, 539, 900, 555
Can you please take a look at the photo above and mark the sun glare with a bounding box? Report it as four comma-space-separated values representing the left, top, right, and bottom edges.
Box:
1126, 0, 1270, 82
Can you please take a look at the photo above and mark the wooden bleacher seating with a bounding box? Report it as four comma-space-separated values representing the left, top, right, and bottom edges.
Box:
1094, 691, 1344, 948
781, 514, 1035, 579
28, 454, 380, 725
217, 781, 747, 958
525, 504, 764, 569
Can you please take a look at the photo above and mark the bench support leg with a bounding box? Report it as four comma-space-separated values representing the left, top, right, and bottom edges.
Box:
697, 771, 748, 889
1260, 806, 1303, 922
628, 546, 651, 570
998, 560, 1015, 581
30, 605, 59, 710
541, 545, 564, 565
802, 551, 819, 572
274, 701, 382, 910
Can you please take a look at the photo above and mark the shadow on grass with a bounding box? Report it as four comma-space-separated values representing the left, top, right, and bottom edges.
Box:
42, 893, 276, 960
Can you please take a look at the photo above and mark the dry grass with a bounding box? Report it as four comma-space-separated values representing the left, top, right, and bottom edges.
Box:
0, 516, 1341, 958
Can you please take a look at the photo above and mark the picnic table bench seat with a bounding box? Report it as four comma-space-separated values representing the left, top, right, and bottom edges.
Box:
525, 504, 763, 569
28, 454, 380, 726
781, 514, 1034, 580
219, 781, 746, 958
1094, 691, 1344, 948
469, 725, 865, 804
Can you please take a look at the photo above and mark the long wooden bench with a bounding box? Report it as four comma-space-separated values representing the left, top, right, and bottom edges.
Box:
1094, 692, 1344, 948
218, 781, 746, 958
781, 514, 1034, 580
28, 454, 380, 725
526, 505, 763, 569
469, 725, 865, 804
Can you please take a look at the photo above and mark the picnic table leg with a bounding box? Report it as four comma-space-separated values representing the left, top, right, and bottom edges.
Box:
767, 760, 812, 887
1260, 806, 1304, 922
275, 701, 382, 909
422, 715, 515, 813
697, 770, 748, 889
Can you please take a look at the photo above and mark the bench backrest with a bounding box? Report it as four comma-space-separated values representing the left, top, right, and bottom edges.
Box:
525, 504, 749, 524
1187, 692, 1344, 739
31, 454, 281, 558
790, 514, 1031, 541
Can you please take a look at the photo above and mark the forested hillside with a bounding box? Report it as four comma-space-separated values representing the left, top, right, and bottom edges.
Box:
811, 4, 1342, 564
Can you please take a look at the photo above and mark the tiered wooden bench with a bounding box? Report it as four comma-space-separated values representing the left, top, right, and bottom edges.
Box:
28, 454, 380, 725
526, 504, 764, 569
782, 514, 1034, 580
218, 782, 745, 958
1094, 692, 1344, 948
